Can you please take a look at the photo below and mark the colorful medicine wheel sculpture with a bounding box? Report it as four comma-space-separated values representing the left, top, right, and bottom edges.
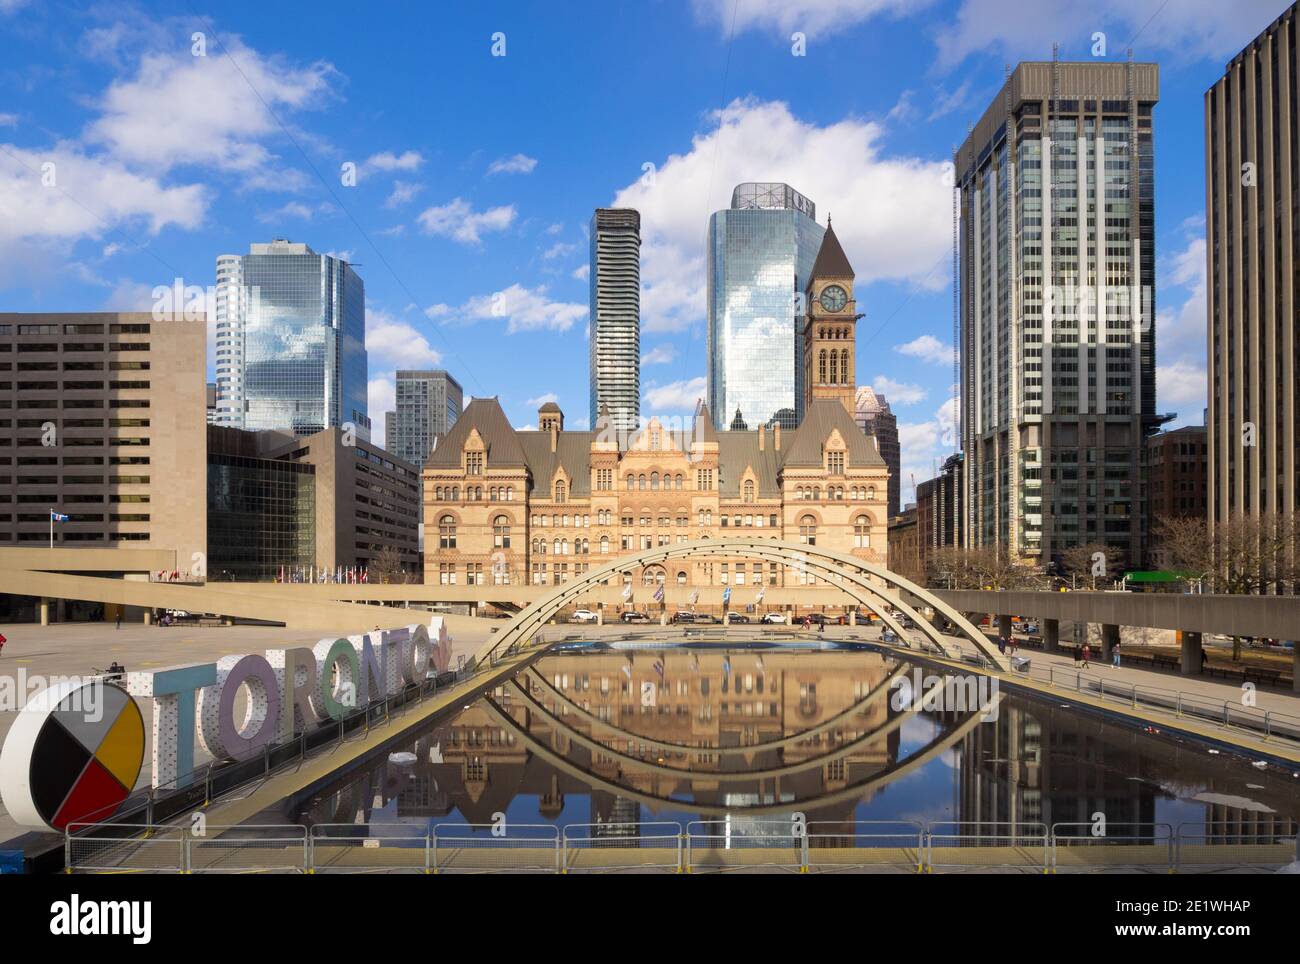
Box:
0, 679, 144, 831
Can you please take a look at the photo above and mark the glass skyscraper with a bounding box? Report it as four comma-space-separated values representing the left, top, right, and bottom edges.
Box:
707, 183, 824, 431
956, 62, 1158, 567
213, 240, 369, 438
384, 369, 463, 468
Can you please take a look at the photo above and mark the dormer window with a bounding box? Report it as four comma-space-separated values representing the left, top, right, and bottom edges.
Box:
827, 451, 844, 474
465, 452, 483, 475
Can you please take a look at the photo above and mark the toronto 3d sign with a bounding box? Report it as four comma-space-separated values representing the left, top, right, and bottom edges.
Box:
0, 618, 451, 831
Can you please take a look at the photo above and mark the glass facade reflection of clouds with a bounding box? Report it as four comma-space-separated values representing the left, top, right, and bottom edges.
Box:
221, 240, 369, 438
707, 184, 823, 430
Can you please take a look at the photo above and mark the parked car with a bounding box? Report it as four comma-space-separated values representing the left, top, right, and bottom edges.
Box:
671, 611, 696, 624
620, 611, 651, 623
807, 613, 830, 626
695, 613, 721, 624
726, 611, 750, 624
570, 609, 599, 624
761, 612, 787, 624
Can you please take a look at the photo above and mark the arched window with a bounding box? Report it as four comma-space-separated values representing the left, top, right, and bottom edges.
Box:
854, 516, 872, 549
435, 486, 443, 500
677, 570, 687, 585
651, 472, 659, 490
493, 515, 511, 549
438, 515, 457, 549
829, 350, 838, 384
553, 538, 561, 556
638, 474, 647, 490
799, 514, 817, 546
675, 474, 684, 490
840, 349, 851, 384
506, 486, 514, 501
600, 535, 609, 554
818, 349, 827, 383
626, 475, 634, 491
867, 485, 876, 500
743, 479, 755, 503
555, 480, 566, 503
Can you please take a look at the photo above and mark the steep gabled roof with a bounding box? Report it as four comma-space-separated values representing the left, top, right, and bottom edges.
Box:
517, 431, 596, 497
424, 397, 527, 468
808, 220, 854, 281
781, 398, 883, 468
717, 432, 782, 497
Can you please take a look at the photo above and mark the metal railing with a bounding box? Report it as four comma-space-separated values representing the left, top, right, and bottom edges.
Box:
1051, 822, 1175, 874
63, 819, 1299, 874
925, 821, 1050, 874
1023, 665, 1300, 744
431, 823, 560, 874
562, 822, 683, 874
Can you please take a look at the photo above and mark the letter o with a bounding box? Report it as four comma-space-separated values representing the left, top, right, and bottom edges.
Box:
313, 638, 360, 720
197, 654, 281, 762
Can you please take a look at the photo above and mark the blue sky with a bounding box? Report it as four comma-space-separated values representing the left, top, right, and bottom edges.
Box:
1, 0, 1287, 497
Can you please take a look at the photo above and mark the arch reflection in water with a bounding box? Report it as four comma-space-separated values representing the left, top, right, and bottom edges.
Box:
297, 648, 1300, 840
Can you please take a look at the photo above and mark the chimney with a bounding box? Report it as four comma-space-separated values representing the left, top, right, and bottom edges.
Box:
774, 421, 781, 451
758, 424, 765, 451
550, 423, 558, 453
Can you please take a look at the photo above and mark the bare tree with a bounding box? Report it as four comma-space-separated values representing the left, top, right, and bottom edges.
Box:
372, 545, 409, 584
1058, 542, 1122, 590
925, 545, 1046, 591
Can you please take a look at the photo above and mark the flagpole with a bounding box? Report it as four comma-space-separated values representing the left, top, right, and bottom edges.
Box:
49, 508, 52, 550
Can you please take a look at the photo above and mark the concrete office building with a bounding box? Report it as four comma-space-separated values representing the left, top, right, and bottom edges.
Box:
916, 452, 964, 568
384, 370, 463, 469
956, 61, 1160, 567
213, 240, 369, 439
854, 386, 900, 519
708, 183, 825, 431
206, 425, 421, 580
1147, 424, 1208, 522
588, 208, 641, 435
0, 312, 207, 565
1205, 3, 1300, 525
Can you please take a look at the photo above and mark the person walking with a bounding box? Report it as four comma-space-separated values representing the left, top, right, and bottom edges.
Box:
115, 611, 121, 631
1081, 643, 1091, 669
1111, 640, 1121, 668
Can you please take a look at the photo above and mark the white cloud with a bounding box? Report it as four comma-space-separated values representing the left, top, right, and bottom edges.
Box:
544, 241, 578, 260
384, 180, 423, 208
936, 0, 1283, 69
572, 264, 590, 281
610, 98, 952, 333
86, 37, 334, 183
525, 392, 559, 408
644, 377, 707, 412
454, 283, 586, 334
1157, 360, 1207, 409
1155, 229, 1208, 424
256, 200, 327, 223
0, 113, 17, 127
362, 150, 423, 177
417, 197, 516, 245
366, 307, 442, 367
641, 343, 677, 365
894, 334, 952, 365
0, 143, 207, 283
871, 375, 926, 406
691, 0, 925, 37
545, 222, 564, 235
487, 153, 537, 175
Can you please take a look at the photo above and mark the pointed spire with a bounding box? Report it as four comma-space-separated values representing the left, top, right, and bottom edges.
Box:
729, 407, 748, 431
810, 219, 854, 279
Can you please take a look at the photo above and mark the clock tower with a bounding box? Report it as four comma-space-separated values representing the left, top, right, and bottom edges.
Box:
802, 219, 859, 417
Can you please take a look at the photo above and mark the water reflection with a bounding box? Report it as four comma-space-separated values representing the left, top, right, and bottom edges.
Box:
297, 648, 1299, 841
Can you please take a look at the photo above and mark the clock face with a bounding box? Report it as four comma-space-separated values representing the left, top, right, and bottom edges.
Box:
819, 285, 848, 312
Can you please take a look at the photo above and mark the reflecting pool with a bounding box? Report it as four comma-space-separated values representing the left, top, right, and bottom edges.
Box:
295, 645, 1300, 839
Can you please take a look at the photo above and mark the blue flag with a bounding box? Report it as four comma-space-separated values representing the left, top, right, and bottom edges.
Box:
722, 586, 732, 605
50, 511, 69, 522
